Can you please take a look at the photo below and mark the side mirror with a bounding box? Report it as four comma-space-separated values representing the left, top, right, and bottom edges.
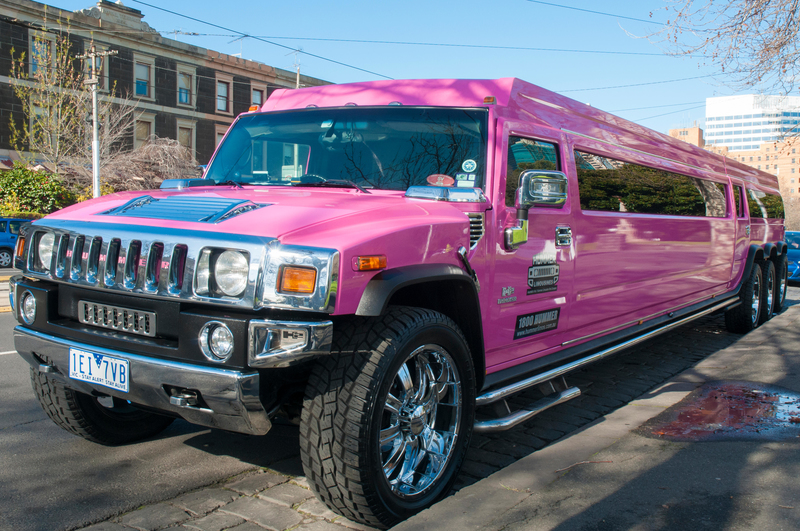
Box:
516, 170, 569, 211
505, 170, 569, 251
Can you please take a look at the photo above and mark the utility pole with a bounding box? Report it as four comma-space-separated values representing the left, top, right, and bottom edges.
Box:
77, 45, 117, 198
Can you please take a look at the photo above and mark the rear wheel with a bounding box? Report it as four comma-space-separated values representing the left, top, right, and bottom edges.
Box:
758, 260, 776, 325
725, 260, 763, 333
0, 247, 12, 268
31, 369, 174, 445
300, 307, 475, 529
773, 254, 788, 313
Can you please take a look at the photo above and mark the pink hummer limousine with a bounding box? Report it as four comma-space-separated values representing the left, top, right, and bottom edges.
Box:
9, 78, 787, 527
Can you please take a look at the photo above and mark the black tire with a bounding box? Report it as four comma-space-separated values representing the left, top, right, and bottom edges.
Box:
758, 260, 776, 325
725, 260, 763, 333
299, 307, 476, 529
773, 254, 788, 313
0, 247, 12, 268
30, 368, 174, 445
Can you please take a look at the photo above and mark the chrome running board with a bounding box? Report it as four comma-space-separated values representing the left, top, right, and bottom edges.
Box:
474, 386, 581, 433
476, 298, 738, 407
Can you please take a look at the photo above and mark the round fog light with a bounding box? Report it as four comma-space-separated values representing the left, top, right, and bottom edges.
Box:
20, 290, 37, 325
199, 321, 234, 362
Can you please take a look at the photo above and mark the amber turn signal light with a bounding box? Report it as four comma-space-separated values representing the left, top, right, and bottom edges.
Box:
15, 236, 25, 259
483, 96, 496, 104
277, 266, 317, 294
248, 105, 260, 112
354, 255, 387, 271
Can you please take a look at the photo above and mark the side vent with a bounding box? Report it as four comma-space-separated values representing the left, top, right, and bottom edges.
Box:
468, 213, 485, 249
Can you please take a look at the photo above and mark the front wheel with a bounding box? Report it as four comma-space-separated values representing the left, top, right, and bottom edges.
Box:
300, 307, 475, 529
31, 369, 174, 445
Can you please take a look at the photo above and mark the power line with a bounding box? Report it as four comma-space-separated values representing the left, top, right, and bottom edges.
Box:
638, 104, 707, 121
163, 32, 672, 57
560, 75, 715, 92
611, 101, 705, 112
127, 0, 392, 80
524, 0, 663, 25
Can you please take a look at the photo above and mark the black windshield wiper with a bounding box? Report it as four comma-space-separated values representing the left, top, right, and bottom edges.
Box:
217, 180, 243, 189
291, 175, 370, 194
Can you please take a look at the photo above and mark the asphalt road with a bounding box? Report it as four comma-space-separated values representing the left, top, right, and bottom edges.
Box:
2, 288, 798, 531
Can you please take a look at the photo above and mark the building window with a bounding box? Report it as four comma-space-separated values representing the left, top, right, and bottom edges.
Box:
216, 75, 233, 114
176, 118, 195, 157
177, 66, 195, 107
134, 55, 155, 100
793, 168, 797, 174
750, 157, 753, 161
758, 156, 761, 161
29, 30, 56, 76
134, 114, 155, 149
215, 124, 228, 147
793, 158, 796, 164
251, 82, 267, 107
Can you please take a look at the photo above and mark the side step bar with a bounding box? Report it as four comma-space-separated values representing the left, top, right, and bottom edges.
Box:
474, 387, 581, 433
472, 297, 738, 432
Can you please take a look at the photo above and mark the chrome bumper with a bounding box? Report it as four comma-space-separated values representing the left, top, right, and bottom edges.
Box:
14, 326, 272, 435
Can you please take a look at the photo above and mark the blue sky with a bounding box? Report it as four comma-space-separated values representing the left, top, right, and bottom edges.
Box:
52, 0, 744, 134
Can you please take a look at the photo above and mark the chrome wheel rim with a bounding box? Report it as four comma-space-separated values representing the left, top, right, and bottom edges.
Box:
0, 250, 10, 267
766, 266, 775, 315
752, 273, 761, 325
380, 344, 462, 498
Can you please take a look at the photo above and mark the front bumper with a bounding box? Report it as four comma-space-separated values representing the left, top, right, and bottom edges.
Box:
14, 326, 272, 435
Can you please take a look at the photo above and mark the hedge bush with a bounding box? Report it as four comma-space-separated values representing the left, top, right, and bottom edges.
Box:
0, 163, 75, 216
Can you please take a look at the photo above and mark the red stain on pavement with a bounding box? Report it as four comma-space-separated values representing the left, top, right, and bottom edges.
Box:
646, 382, 800, 441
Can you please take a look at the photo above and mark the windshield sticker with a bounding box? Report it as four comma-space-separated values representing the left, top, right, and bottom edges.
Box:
528, 252, 559, 295
427, 174, 455, 187
462, 159, 477, 172
456, 173, 476, 188
514, 309, 560, 340
498, 286, 517, 304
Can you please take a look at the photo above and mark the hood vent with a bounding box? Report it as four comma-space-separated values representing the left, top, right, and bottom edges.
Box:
102, 195, 269, 223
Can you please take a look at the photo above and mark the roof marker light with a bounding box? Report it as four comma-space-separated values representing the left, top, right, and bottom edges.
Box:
248, 105, 260, 112
484, 96, 496, 104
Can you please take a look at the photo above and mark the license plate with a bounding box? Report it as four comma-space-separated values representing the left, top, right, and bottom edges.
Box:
69, 348, 129, 392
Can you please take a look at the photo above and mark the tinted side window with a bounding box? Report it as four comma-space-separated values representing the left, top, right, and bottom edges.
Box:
9, 221, 22, 235
747, 188, 785, 219
506, 137, 560, 207
733, 186, 745, 217
575, 150, 727, 217
0, 221, 6, 232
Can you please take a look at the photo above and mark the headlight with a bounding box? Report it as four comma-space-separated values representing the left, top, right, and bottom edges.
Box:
195, 248, 250, 298
37, 232, 56, 271
215, 250, 249, 296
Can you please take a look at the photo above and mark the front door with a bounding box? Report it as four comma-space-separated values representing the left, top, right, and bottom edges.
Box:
485, 121, 575, 374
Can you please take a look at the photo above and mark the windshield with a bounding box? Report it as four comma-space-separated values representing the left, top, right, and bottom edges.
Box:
205, 107, 488, 191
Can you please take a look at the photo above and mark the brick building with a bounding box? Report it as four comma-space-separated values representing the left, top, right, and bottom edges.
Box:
0, 0, 329, 166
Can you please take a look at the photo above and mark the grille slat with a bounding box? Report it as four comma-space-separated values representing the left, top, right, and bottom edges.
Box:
78, 300, 157, 337
468, 213, 485, 248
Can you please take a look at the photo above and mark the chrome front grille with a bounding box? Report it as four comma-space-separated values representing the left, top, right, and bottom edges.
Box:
22, 221, 277, 309
468, 213, 485, 248
78, 300, 156, 337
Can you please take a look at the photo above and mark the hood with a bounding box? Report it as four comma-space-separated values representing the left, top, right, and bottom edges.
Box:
43, 185, 479, 249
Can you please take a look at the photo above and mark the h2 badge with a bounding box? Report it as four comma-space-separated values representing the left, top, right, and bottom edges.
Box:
527, 252, 559, 295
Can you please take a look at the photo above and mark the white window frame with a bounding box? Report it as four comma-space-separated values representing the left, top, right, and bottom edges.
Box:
216, 74, 233, 115
133, 54, 156, 101
28, 30, 56, 77
134, 113, 155, 150
176, 65, 195, 108
176, 118, 196, 157
251, 81, 267, 108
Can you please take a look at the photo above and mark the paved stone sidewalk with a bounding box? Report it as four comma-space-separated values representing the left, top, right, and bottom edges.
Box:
81, 470, 373, 531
